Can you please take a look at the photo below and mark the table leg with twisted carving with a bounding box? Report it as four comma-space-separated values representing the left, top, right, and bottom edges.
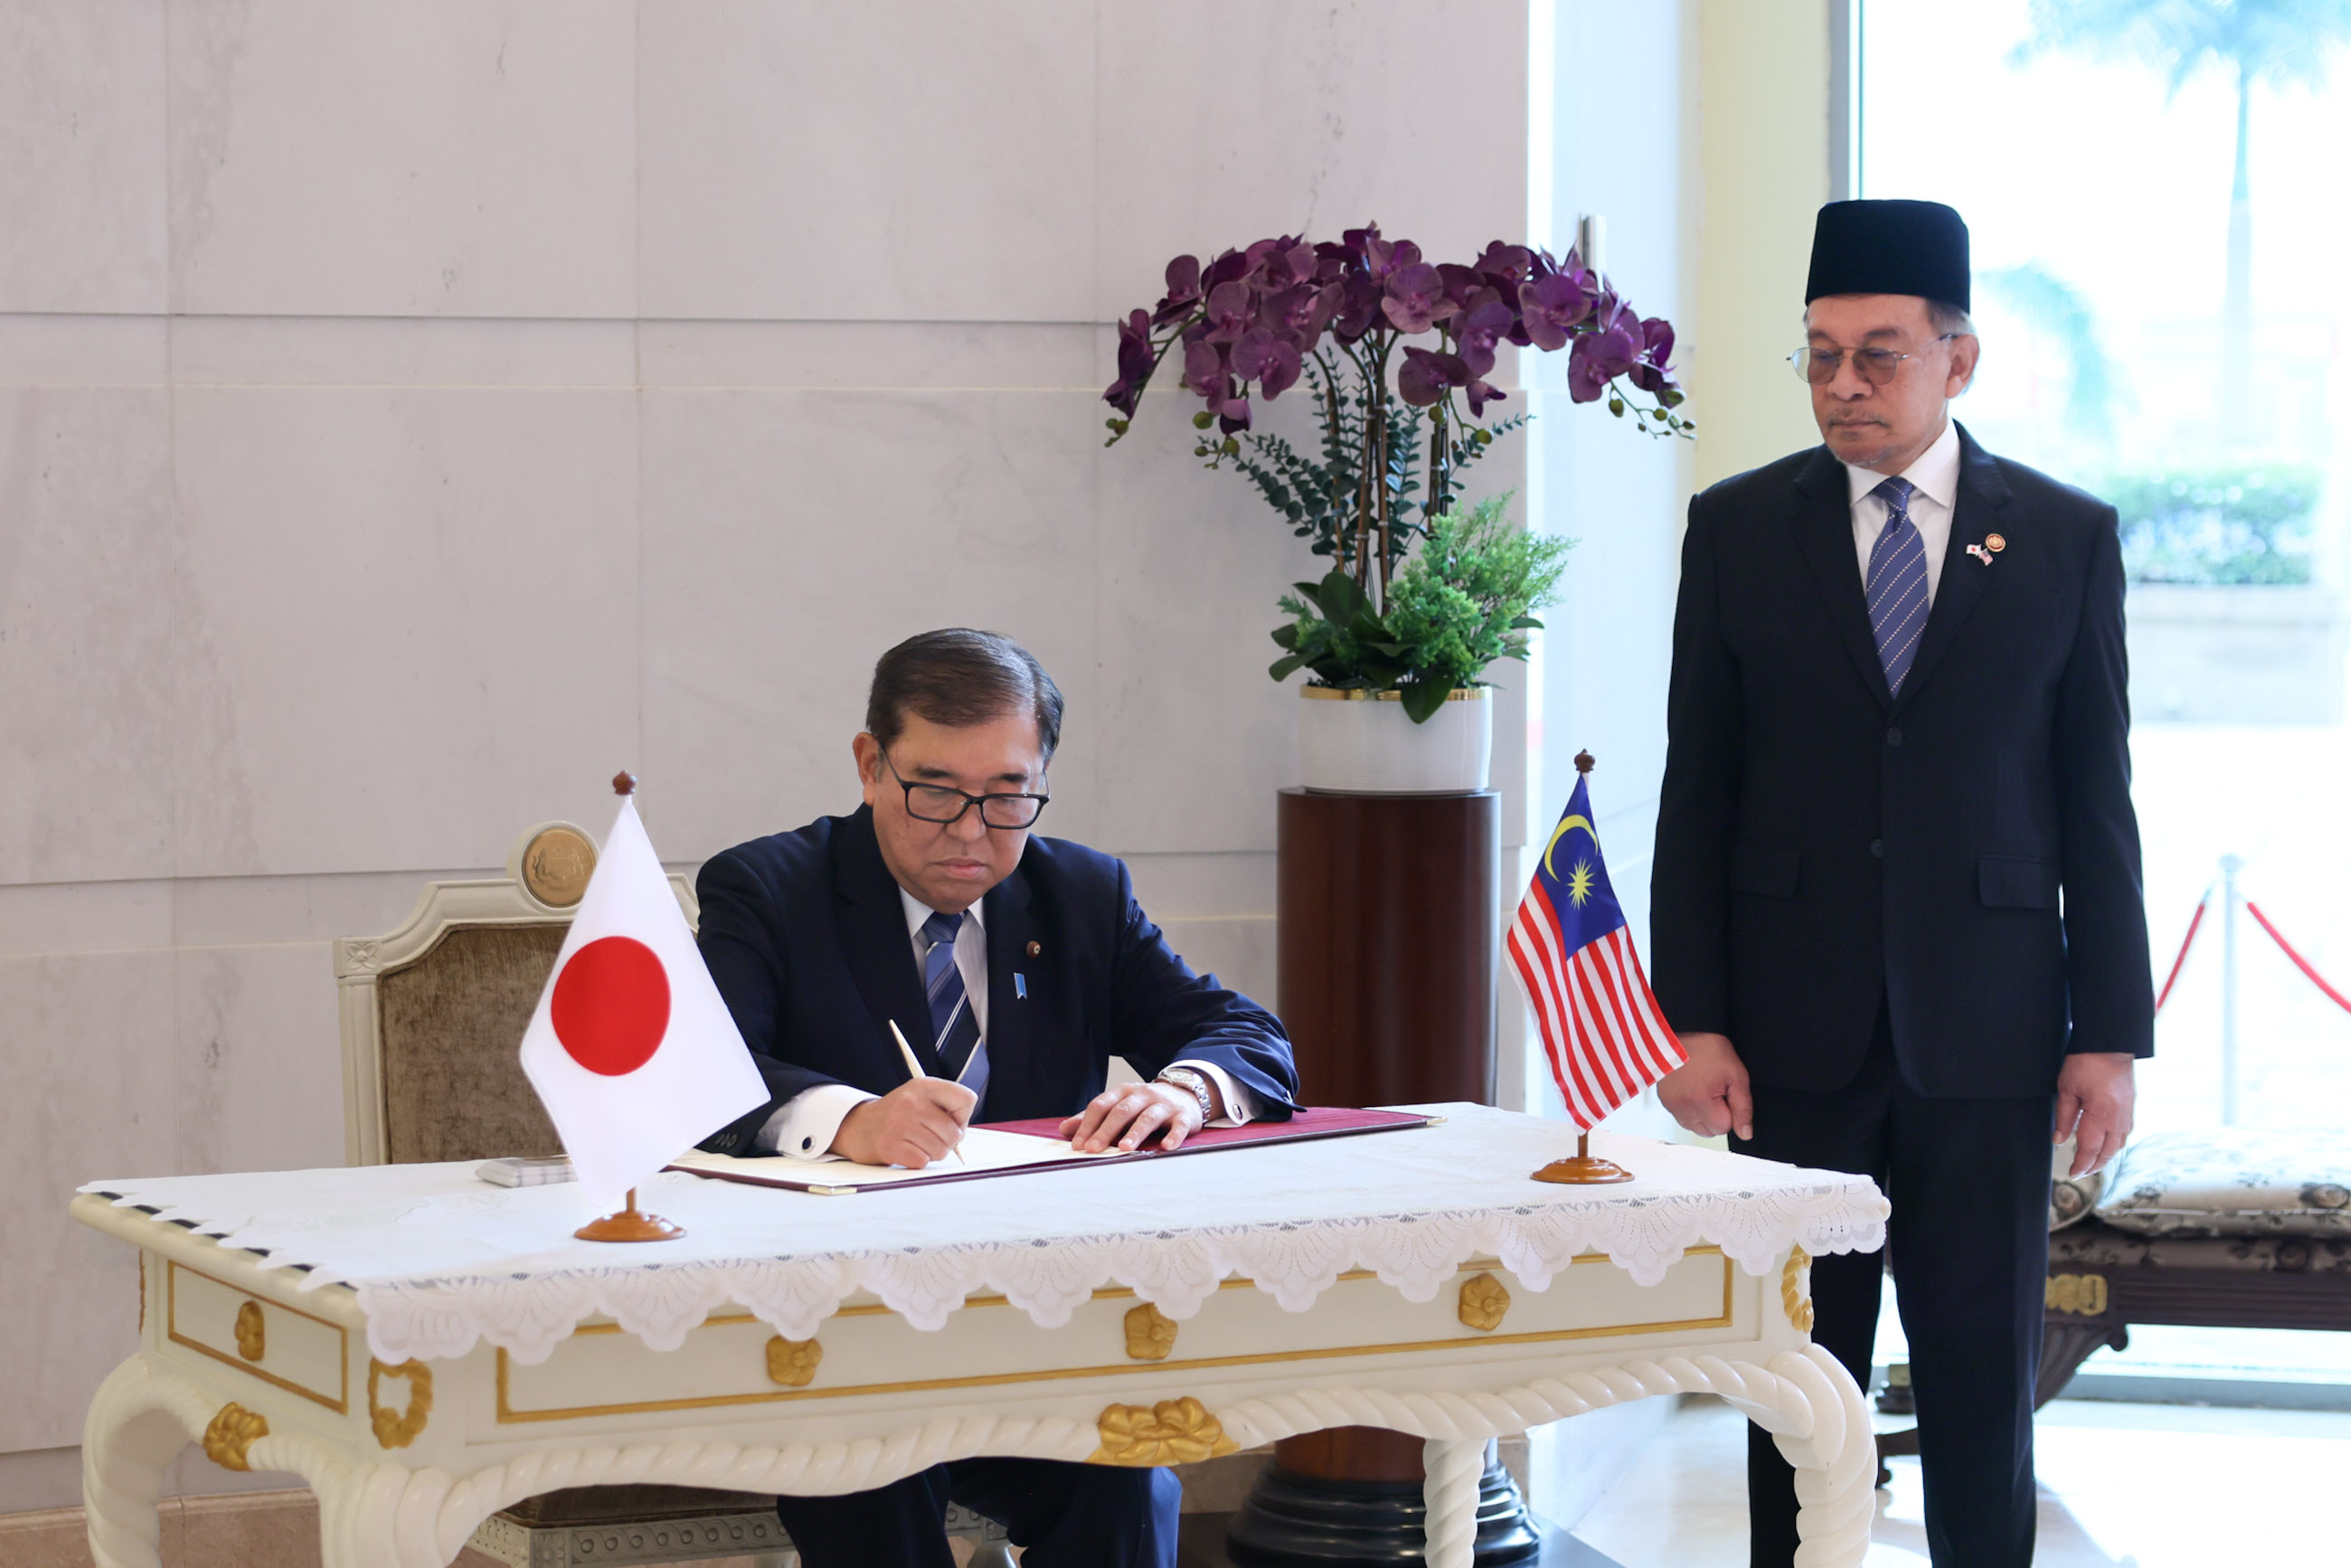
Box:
1419, 1436, 1486, 1568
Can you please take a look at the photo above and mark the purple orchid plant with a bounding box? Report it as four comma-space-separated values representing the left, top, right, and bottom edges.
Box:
1103, 224, 1689, 603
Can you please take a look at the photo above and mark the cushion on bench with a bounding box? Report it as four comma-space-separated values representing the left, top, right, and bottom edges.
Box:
2094, 1129, 2351, 1240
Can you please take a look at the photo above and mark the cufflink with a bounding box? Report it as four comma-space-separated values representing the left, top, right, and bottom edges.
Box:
801, 1136, 815, 1152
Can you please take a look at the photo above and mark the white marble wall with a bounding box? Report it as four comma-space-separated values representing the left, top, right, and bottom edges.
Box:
0, 0, 1538, 1506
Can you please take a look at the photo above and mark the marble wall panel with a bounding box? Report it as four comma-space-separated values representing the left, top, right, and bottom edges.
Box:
637, 0, 1095, 322
0, 880, 172, 959
0, 385, 177, 886
168, 386, 640, 878
639, 321, 1096, 393
0, 315, 170, 385
165, 0, 637, 317
173, 942, 344, 1178
170, 317, 637, 390
1090, 387, 1308, 857
0, 949, 177, 1453
1092, 0, 1529, 321
640, 387, 1100, 859
0, 0, 167, 314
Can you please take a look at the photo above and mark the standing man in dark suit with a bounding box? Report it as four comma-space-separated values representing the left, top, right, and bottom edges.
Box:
694, 627, 1298, 1568
1649, 201, 2152, 1568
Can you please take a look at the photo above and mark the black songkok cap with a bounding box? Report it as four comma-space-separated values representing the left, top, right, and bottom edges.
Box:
1805, 199, 1970, 313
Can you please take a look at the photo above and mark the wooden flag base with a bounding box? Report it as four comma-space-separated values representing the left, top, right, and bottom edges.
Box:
1531, 1132, 1635, 1185
574, 1188, 685, 1242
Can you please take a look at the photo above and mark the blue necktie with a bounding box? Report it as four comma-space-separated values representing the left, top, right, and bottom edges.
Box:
921, 912, 987, 1103
1865, 477, 1931, 697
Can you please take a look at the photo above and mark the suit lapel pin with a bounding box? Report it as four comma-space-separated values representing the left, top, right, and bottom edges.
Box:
1966, 542, 1996, 566
1025, 940, 1042, 956
1985, 533, 2006, 553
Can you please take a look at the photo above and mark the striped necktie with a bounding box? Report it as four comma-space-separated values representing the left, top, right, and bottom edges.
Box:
921, 911, 987, 1101
1865, 476, 1931, 697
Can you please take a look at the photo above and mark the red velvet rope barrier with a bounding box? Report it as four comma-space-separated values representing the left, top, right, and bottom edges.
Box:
2244, 900, 2351, 1017
2153, 891, 2208, 1016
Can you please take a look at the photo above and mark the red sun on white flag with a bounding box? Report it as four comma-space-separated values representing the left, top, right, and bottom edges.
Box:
552, 937, 671, 1076
518, 781, 767, 1214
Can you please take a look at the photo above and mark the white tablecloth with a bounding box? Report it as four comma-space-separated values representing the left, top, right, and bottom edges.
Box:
81, 1104, 1886, 1365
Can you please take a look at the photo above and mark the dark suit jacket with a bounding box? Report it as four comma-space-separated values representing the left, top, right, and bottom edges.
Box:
1650, 425, 2154, 1098
694, 805, 1299, 1152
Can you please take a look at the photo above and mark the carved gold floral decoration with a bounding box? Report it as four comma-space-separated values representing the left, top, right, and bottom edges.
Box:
1090, 1397, 1239, 1466
766, 1336, 824, 1387
1781, 1248, 1815, 1333
368, 1358, 433, 1449
203, 1403, 269, 1471
233, 1300, 266, 1362
1123, 1303, 1177, 1361
2045, 1273, 2109, 1317
1457, 1271, 1510, 1331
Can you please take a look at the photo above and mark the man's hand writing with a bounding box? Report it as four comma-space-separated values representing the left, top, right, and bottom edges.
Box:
2054, 1052, 2135, 1178
1657, 1031, 1754, 1142
1059, 1082, 1207, 1153
833, 1078, 977, 1168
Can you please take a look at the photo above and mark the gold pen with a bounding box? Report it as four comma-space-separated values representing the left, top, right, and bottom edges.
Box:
889, 1019, 968, 1166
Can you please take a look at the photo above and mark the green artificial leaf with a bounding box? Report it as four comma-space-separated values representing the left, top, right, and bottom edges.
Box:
1509, 615, 1544, 629
1269, 653, 1308, 682
1270, 622, 1300, 649
1316, 568, 1369, 627
1401, 681, 1452, 723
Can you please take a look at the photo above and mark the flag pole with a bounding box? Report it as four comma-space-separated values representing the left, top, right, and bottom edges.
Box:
574, 771, 689, 1242
1530, 751, 1636, 1185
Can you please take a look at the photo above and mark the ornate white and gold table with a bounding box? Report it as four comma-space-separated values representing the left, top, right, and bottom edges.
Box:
72, 1104, 1887, 1568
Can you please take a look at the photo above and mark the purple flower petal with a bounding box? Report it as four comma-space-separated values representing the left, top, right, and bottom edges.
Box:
1382, 262, 1455, 334
1517, 272, 1591, 351
1397, 345, 1469, 407
1466, 379, 1508, 418
1474, 241, 1533, 288
1204, 280, 1254, 343
1456, 300, 1515, 379
1182, 337, 1228, 400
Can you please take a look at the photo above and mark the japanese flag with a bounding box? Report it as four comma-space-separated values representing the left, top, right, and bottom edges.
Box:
518, 789, 767, 1214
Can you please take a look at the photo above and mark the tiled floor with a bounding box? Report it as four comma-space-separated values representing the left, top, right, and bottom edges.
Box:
1572, 1394, 2351, 1565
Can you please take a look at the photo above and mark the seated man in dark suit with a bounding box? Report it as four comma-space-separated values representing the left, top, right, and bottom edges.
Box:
695, 627, 1299, 1568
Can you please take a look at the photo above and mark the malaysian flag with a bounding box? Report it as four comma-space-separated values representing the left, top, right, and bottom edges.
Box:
1506, 770, 1685, 1129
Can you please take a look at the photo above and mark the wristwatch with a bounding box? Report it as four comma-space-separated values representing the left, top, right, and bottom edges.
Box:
1156, 1066, 1215, 1121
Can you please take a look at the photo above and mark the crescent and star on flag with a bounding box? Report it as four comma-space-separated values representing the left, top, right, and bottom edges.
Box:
1544, 812, 1600, 907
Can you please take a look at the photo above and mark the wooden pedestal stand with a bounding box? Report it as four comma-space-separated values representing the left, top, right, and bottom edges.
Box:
1531, 1131, 1634, 1185
573, 1187, 685, 1242
1228, 789, 1539, 1565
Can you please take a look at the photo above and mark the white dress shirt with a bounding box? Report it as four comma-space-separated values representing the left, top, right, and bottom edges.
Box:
1846, 416, 1961, 609
755, 888, 1260, 1158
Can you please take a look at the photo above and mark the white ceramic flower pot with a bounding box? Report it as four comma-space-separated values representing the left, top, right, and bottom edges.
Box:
1295, 685, 1493, 794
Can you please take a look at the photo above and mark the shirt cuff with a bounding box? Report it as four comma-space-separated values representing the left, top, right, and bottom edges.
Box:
1167, 1060, 1258, 1127
755, 1082, 878, 1159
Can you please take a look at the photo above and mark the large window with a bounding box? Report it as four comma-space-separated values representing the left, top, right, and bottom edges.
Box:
1862, 0, 2351, 1138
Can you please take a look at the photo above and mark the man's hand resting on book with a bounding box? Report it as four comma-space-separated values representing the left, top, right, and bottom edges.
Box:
1060, 1080, 1215, 1153
834, 1078, 977, 1168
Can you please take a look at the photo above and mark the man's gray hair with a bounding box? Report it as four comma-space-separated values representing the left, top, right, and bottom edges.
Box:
1926, 298, 1977, 337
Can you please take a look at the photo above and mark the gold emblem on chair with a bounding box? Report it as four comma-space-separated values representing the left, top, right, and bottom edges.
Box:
1123, 1303, 1178, 1361
233, 1300, 266, 1362
1781, 1248, 1816, 1333
1090, 1398, 1239, 1466
368, 1358, 433, 1449
203, 1403, 269, 1471
2045, 1273, 2110, 1317
766, 1336, 824, 1387
522, 827, 597, 908
1458, 1271, 1511, 1331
